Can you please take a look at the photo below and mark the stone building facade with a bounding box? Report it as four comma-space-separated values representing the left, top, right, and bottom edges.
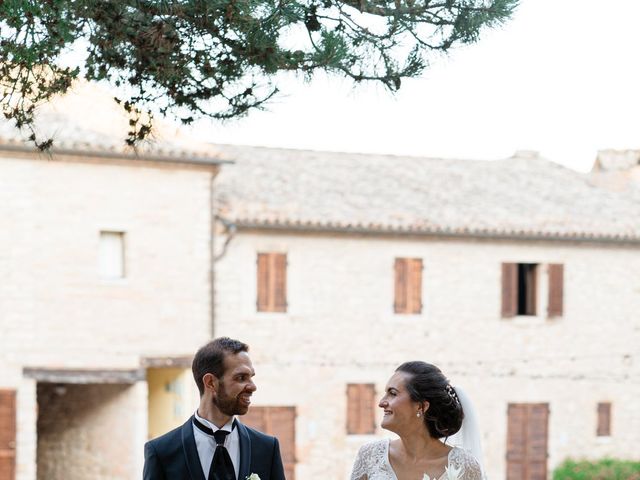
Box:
2, 101, 639, 480
0, 82, 223, 479
210, 145, 640, 480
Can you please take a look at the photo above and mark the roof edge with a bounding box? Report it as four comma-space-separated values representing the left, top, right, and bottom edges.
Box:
23, 367, 144, 384
227, 218, 640, 245
0, 142, 233, 167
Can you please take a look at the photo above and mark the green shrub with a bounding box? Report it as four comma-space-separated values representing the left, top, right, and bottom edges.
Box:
553, 458, 640, 480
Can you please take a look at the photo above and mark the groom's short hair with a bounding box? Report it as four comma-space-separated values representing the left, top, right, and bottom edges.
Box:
192, 337, 249, 396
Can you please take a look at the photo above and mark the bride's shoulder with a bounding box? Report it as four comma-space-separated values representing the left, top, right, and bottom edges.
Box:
351, 439, 390, 480
448, 447, 483, 479
356, 438, 388, 457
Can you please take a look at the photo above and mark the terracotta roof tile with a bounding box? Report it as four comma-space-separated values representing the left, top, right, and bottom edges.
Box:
213, 145, 640, 241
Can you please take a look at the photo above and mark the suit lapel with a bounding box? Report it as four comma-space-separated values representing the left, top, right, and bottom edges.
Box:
236, 420, 252, 480
182, 416, 206, 480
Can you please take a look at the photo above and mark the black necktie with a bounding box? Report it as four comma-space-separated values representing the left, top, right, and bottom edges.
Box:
209, 429, 235, 480
192, 417, 237, 480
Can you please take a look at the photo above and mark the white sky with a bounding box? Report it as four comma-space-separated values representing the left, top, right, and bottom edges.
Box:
187, 0, 640, 172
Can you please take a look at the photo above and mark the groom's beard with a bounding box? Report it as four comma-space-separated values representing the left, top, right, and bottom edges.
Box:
214, 383, 250, 416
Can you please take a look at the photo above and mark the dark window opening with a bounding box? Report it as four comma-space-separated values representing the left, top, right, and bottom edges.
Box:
517, 263, 537, 316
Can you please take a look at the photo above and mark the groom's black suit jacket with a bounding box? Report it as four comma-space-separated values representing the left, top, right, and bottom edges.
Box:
143, 416, 286, 480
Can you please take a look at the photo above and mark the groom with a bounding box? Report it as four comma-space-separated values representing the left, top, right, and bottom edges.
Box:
143, 337, 286, 480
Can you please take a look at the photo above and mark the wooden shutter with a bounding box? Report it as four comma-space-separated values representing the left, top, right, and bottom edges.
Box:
528, 404, 549, 480
502, 263, 518, 318
346, 384, 376, 434
524, 265, 537, 316
273, 254, 287, 311
257, 254, 271, 311
506, 404, 527, 480
268, 407, 295, 480
394, 258, 422, 314
507, 403, 549, 480
394, 259, 408, 313
0, 390, 16, 480
597, 402, 611, 436
346, 384, 360, 434
242, 406, 267, 432
547, 264, 564, 317
257, 253, 287, 312
242, 406, 296, 479
408, 259, 423, 314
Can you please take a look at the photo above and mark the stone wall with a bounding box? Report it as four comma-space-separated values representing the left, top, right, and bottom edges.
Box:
0, 154, 215, 480
36, 383, 144, 480
214, 230, 640, 479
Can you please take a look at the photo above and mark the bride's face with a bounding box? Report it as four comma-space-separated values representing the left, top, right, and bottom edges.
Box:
379, 371, 424, 433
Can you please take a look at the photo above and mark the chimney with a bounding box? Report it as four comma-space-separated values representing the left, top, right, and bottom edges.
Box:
511, 150, 540, 159
593, 149, 640, 172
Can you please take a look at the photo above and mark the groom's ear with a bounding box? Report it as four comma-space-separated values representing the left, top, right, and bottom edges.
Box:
202, 373, 219, 394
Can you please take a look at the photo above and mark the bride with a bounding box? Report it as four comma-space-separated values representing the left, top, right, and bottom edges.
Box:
350, 362, 485, 480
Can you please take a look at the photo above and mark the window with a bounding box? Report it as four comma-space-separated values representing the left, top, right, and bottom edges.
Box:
0, 390, 16, 480
257, 253, 287, 312
516, 263, 537, 315
502, 263, 537, 316
394, 258, 422, 314
242, 406, 296, 479
502, 263, 538, 318
506, 403, 549, 480
502, 263, 564, 318
99, 231, 125, 279
346, 384, 376, 435
597, 402, 611, 436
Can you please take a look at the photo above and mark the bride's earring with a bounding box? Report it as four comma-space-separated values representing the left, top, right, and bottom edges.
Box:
416, 411, 422, 418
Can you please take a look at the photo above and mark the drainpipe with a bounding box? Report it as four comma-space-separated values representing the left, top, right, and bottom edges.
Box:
209, 173, 216, 339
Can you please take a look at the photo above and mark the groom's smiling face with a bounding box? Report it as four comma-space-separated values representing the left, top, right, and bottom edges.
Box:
214, 351, 256, 416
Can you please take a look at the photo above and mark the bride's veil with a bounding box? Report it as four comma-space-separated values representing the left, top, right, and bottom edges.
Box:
445, 386, 487, 479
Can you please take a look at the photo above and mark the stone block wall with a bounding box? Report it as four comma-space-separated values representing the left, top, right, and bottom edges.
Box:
0, 154, 215, 479
214, 231, 640, 479
36, 382, 145, 480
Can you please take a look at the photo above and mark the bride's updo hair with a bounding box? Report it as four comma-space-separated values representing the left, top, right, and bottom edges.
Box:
396, 361, 464, 438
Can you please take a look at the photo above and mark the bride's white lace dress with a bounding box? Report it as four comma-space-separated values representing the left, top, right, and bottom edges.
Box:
351, 439, 483, 480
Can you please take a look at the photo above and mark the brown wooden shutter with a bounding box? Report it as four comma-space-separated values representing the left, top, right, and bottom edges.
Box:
0, 390, 16, 480
408, 259, 423, 314
242, 406, 296, 479
525, 265, 537, 316
359, 384, 376, 434
394, 259, 408, 313
597, 402, 611, 436
502, 263, 518, 318
507, 403, 549, 480
547, 264, 564, 318
243, 406, 267, 432
395, 258, 422, 314
268, 407, 296, 480
528, 404, 549, 480
347, 384, 376, 434
273, 253, 287, 311
257, 253, 270, 311
506, 404, 527, 480
257, 253, 287, 312
346, 384, 360, 434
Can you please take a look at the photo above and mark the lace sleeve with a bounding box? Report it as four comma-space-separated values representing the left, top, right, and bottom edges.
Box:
350, 443, 370, 480
449, 448, 484, 480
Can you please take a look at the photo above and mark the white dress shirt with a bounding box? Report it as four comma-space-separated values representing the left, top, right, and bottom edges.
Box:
193, 411, 240, 479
